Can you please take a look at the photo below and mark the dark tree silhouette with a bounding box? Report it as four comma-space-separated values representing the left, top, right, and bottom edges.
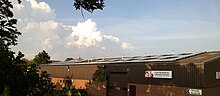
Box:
0, 0, 26, 95
0, 1, 56, 95
0, 0, 105, 95
33, 50, 50, 64
73, 0, 105, 13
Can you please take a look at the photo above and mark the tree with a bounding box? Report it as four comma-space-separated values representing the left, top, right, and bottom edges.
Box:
33, 50, 50, 64
0, 0, 21, 47
73, 0, 105, 18
73, 0, 105, 13
0, 1, 55, 95
2, 86, 10, 96
25, 66, 57, 96
0, 0, 28, 95
22, 58, 35, 65
92, 65, 109, 83
0, 0, 105, 95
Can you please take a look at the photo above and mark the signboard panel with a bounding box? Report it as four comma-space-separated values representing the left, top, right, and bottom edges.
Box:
145, 70, 172, 79
187, 88, 202, 95
216, 72, 220, 79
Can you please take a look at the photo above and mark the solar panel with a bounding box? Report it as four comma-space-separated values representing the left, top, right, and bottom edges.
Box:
45, 52, 203, 65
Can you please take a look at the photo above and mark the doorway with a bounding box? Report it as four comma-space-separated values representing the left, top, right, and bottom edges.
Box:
129, 85, 136, 96
108, 72, 128, 96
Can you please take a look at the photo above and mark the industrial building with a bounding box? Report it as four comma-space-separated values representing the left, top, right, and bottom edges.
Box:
40, 51, 220, 96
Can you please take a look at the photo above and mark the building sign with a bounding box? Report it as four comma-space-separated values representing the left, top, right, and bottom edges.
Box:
145, 71, 172, 79
187, 88, 202, 95
216, 72, 220, 79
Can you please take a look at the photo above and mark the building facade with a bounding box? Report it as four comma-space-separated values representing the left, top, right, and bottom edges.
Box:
40, 51, 220, 96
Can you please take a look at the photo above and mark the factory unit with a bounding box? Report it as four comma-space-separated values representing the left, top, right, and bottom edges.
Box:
40, 51, 220, 96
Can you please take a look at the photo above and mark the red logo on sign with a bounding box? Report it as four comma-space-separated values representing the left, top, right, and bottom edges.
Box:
145, 71, 153, 78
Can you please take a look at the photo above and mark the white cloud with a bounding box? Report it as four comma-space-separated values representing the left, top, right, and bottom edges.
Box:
103, 35, 120, 43
29, 0, 52, 13
13, 0, 55, 21
121, 42, 134, 50
12, 0, 62, 59
17, 19, 62, 53
41, 38, 53, 49
65, 19, 103, 48
11, 0, 134, 60
64, 19, 133, 50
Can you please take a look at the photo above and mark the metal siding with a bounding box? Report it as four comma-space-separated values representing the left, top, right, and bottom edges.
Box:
38, 51, 220, 96
128, 83, 188, 96
203, 86, 220, 96
71, 65, 98, 79
204, 57, 220, 87
121, 62, 204, 88
108, 72, 128, 96
179, 51, 220, 63
40, 65, 98, 80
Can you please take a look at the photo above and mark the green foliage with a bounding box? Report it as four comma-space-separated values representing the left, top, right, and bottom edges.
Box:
0, 0, 21, 46
22, 58, 35, 65
0, 0, 104, 95
73, 0, 105, 13
85, 80, 92, 88
65, 84, 74, 96
0, 50, 30, 95
26, 68, 56, 96
2, 86, 10, 96
38, 71, 56, 95
0, 1, 27, 91
33, 50, 50, 64
0, 0, 56, 95
61, 84, 89, 96
92, 65, 109, 83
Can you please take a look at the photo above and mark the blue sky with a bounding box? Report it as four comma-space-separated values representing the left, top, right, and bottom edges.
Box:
12, 0, 220, 60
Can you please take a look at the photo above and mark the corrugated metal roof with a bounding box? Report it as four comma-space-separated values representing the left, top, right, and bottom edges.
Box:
178, 51, 220, 63
41, 51, 219, 66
